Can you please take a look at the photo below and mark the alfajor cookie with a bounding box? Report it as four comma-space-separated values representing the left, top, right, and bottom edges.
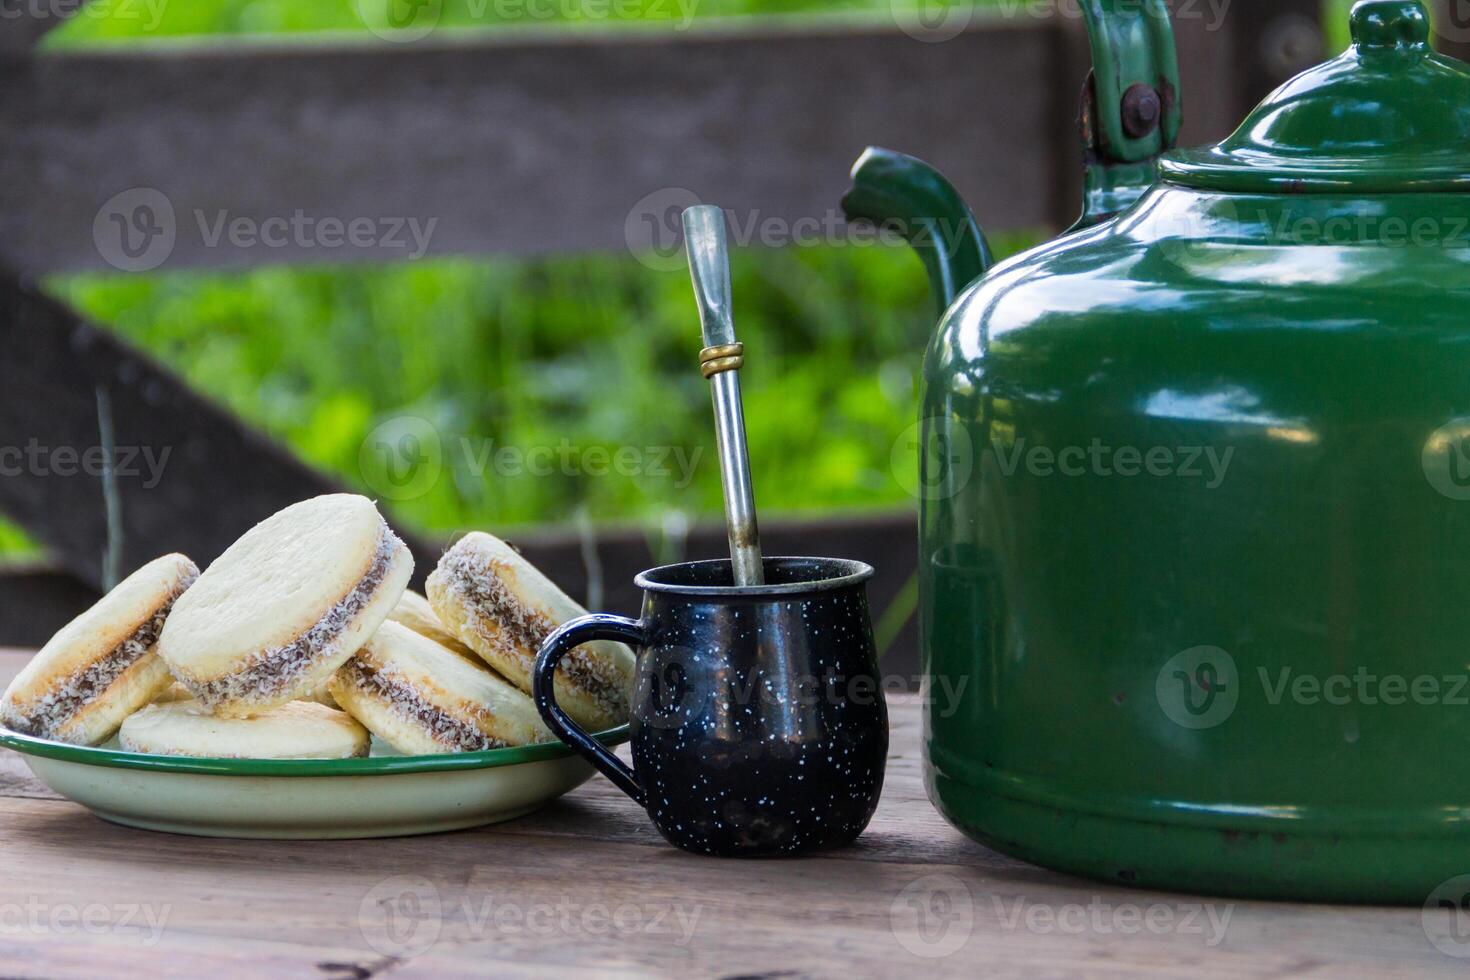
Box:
158, 494, 413, 718
387, 590, 478, 661
427, 532, 634, 731
1, 554, 198, 745
329, 620, 551, 754
120, 699, 369, 759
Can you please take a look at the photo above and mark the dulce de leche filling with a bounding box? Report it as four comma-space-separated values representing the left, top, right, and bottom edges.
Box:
339, 658, 504, 752
190, 529, 398, 708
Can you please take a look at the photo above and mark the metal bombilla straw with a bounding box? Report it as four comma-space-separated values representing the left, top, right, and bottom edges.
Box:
682, 205, 764, 587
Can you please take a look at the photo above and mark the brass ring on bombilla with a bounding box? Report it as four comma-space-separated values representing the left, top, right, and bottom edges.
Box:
699, 342, 745, 379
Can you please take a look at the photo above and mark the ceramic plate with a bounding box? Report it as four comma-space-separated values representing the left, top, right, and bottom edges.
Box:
0, 725, 627, 839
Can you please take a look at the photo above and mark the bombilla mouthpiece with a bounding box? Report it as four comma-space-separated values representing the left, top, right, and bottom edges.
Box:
682, 206, 736, 349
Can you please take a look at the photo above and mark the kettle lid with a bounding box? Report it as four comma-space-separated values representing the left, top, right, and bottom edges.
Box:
1160, 0, 1470, 193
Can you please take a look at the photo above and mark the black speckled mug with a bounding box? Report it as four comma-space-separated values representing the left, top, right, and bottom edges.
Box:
533, 557, 888, 857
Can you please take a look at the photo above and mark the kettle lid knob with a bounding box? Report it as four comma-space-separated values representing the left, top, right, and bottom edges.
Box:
1160, 0, 1470, 193
1349, 0, 1430, 51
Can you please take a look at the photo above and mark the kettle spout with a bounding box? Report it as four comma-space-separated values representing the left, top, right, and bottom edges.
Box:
842, 147, 993, 316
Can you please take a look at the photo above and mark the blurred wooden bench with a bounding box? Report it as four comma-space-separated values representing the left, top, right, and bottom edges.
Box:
0, 0, 1333, 655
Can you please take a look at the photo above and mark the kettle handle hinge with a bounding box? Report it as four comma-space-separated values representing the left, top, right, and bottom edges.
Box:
1079, 0, 1182, 163
1073, 0, 1182, 228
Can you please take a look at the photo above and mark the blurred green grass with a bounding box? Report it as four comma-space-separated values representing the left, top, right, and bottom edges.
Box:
45, 0, 995, 44
46, 238, 1038, 541
11, 0, 1355, 558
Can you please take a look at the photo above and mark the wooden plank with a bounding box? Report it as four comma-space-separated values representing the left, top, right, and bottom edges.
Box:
1225, 0, 1326, 119
0, 268, 440, 590
0, 8, 1321, 275
0, 800, 1441, 979
1168, 0, 1255, 147
0, 18, 1060, 273
0, 650, 1451, 979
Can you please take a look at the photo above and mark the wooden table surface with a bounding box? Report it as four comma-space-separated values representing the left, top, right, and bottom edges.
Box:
0, 648, 1459, 978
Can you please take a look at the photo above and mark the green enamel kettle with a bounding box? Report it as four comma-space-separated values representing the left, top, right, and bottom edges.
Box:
846, 0, 1470, 903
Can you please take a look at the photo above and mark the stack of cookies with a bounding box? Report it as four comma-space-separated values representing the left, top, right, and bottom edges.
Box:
0, 494, 634, 760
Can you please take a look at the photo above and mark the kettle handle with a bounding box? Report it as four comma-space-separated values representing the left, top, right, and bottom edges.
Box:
841, 0, 1183, 311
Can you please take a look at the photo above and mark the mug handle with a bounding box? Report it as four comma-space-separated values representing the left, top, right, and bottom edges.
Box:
533, 613, 646, 806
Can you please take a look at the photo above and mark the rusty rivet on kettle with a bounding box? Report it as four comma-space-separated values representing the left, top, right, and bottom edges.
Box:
1121, 83, 1161, 139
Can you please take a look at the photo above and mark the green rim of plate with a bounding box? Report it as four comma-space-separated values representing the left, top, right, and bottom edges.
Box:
0, 724, 629, 777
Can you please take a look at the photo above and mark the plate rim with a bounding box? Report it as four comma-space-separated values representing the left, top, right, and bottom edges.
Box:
0, 724, 628, 777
